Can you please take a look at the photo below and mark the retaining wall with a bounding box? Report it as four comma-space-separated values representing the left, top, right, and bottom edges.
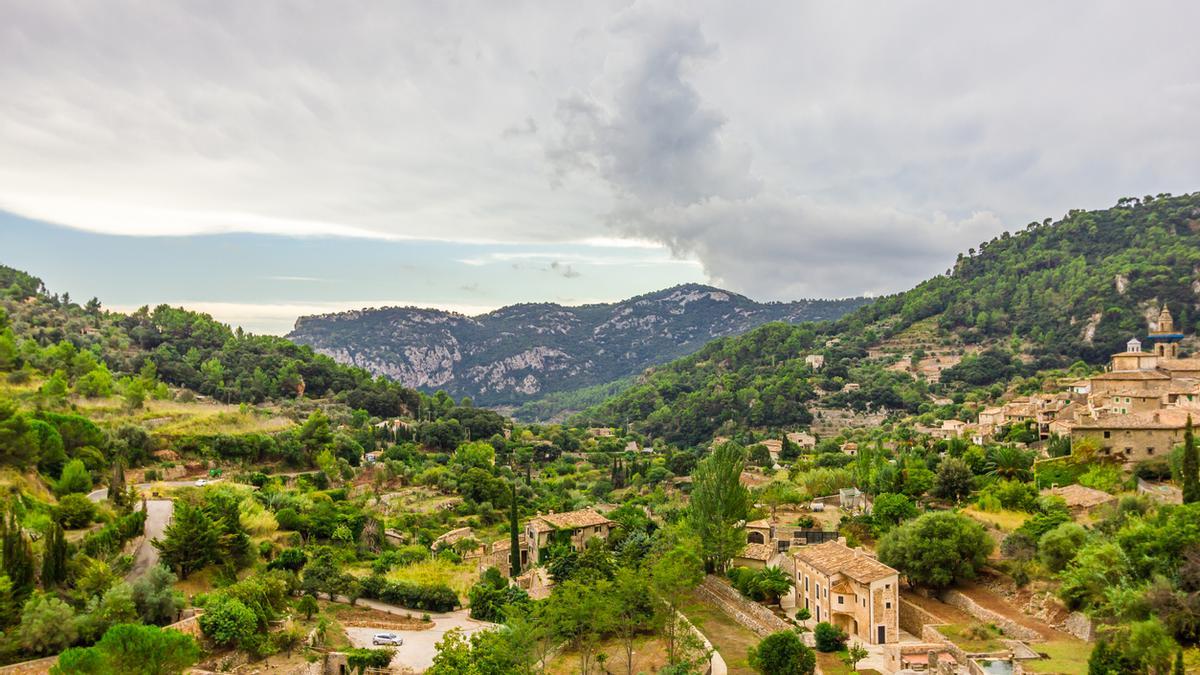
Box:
941, 590, 1041, 641
899, 597, 944, 636
696, 575, 791, 638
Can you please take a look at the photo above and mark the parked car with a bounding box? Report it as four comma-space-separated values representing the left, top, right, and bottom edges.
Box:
195, 479, 207, 487
372, 633, 403, 646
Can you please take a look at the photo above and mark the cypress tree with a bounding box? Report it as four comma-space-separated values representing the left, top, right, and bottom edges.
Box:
1184, 416, 1199, 504
40, 522, 66, 587
1175, 649, 1185, 675
110, 458, 128, 512
1, 511, 34, 602
509, 481, 521, 576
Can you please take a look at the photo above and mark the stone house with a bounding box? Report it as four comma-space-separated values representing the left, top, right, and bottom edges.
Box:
791, 541, 899, 645
1043, 484, 1116, 516
524, 508, 614, 566
1071, 408, 1191, 463
732, 543, 780, 570
805, 354, 826, 370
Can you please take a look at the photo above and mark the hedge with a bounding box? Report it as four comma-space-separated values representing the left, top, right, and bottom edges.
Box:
81, 510, 147, 557
358, 574, 458, 612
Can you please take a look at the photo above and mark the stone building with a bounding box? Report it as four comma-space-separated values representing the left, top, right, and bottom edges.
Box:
791, 541, 899, 645
524, 508, 613, 566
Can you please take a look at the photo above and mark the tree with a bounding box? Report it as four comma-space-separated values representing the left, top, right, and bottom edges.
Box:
748, 630, 816, 675
18, 592, 78, 655
509, 481, 521, 576
611, 568, 657, 675
41, 522, 67, 587
56, 458, 93, 495
78, 582, 138, 643
53, 622, 201, 675
651, 545, 704, 663
871, 493, 917, 530
153, 501, 218, 579
813, 622, 847, 652
2, 511, 34, 602
844, 642, 869, 671
544, 580, 611, 675
109, 458, 128, 512
131, 565, 184, 625
689, 442, 751, 572
297, 594, 319, 620
1183, 417, 1199, 504
199, 595, 257, 647
1038, 522, 1088, 572
877, 511, 993, 589
932, 457, 974, 503
57, 493, 97, 529
753, 566, 794, 606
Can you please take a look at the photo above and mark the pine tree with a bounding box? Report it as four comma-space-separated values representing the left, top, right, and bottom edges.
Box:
509, 481, 521, 576
1, 511, 34, 602
1183, 416, 1199, 504
40, 522, 66, 588
152, 502, 217, 579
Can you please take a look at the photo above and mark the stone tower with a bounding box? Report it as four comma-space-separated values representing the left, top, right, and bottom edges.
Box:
1149, 305, 1182, 358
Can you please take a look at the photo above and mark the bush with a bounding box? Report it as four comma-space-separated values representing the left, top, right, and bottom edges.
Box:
813, 622, 847, 652
878, 511, 993, 589
57, 493, 97, 529
357, 574, 458, 612
1039, 522, 1088, 572
748, 630, 816, 674
198, 595, 257, 647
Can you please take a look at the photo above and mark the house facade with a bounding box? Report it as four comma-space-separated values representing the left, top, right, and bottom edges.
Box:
791, 541, 899, 645
524, 508, 614, 566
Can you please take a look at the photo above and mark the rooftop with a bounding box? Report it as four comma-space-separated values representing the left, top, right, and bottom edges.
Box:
793, 541, 897, 584
530, 508, 613, 532
1091, 370, 1171, 381
1044, 484, 1116, 509
737, 543, 776, 562
1075, 408, 1194, 430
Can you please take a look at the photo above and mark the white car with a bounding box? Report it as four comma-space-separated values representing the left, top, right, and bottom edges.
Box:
372, 633, 403, 646
195, 479, 207, 487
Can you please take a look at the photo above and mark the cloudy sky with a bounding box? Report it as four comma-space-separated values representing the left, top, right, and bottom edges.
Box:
2, 1, 1199, 334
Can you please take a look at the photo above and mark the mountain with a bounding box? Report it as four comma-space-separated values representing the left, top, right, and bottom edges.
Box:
286, 285, 869, 407
580, 191, 1200, 445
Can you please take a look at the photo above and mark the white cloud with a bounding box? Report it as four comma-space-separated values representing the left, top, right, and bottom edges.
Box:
3, 1, 1199, 302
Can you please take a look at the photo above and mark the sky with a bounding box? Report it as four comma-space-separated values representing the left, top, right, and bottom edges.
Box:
2, 1, 1199, 334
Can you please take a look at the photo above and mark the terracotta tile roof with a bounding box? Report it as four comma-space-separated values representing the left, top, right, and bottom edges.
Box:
1091, 370, 1171, 381
737, 543, 775, 562
1044, 484, 1116, 509
1075, 408, 1194, 430
793, 541, 897, 584
532, 508, 613, 531
746, 519, 773, 529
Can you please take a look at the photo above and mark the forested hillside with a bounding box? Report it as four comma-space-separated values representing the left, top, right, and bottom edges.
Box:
1, 265, 420, 418
582, 192, 1200, 445
287, 284, 868, 408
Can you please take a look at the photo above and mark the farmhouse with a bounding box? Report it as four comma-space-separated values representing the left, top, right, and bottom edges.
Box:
790, 541, 899, 645
524, 508, 614, 566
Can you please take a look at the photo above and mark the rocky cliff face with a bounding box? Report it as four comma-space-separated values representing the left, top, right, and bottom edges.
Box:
287, 284, 868, 405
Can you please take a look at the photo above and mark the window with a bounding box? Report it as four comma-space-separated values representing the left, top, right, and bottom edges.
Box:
837, 596, 844, 605
885, 583, 891, 589
1104, 431, 1111, 439
886, 601, 892, 609
1147, 447, 1155, 455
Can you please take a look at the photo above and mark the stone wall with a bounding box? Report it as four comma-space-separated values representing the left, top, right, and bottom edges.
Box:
941, 590, 1041, 641
696, 575, 791, 638
0, 657, 56, 675
899, 597, 944, 636
1062, 612, 1095, 641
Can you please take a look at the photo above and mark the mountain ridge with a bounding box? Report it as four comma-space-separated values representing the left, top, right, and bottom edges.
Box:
287, 283, 869, 406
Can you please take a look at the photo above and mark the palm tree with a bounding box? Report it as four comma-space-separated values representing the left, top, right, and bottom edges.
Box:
753, 565, 793, 606
986, 446, 1034, 481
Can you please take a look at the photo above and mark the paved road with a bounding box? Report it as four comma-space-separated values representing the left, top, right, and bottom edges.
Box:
343, 607, 492, 673
87, 480, 220, 579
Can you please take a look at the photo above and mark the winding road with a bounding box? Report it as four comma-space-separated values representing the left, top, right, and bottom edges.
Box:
86, 480, 220, 579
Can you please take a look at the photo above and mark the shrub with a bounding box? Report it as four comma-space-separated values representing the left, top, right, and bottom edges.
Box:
878, 511, 993, 589
57, 493, 97, 529
1039, 522, 1088, 572
267, 547, 308, 572
813, 622, 847, 652
357, 574, 458, 612
748, 630, 816, 674
198, 595, 257, 647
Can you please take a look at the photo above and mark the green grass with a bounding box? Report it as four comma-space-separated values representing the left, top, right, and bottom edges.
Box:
1022, 640, 1092, 674
385, 558, 477, 600
938, 623, 1007, 654
962, 506, 1030, 532
678, 592, 759, 674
